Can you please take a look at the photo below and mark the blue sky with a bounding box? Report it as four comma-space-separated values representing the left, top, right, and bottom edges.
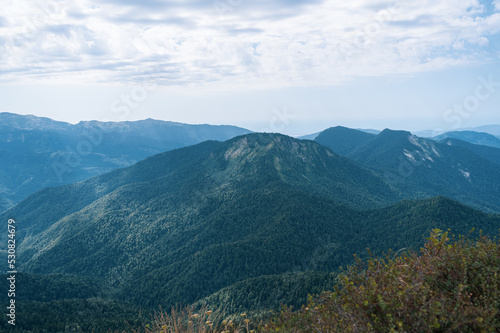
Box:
1, 0, 500, 135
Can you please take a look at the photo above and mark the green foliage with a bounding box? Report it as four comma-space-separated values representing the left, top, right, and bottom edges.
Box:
264, 230, 500, 332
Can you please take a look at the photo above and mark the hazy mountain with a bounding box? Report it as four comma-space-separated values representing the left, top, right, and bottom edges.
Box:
356, 128, 381, 135
462, 125, 500, 137
2, 133, 499, 316
411, 129, 444, 137
0, 112, 251, 212
413, 125, 500, 138
300, 128, 380, 141
433, 131, 500, 148
298, 132, 320, 140
314, 126, 375, 156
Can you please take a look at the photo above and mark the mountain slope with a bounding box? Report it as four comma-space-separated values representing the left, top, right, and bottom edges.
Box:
0, 112, 251, 212
433, 131, 500, 148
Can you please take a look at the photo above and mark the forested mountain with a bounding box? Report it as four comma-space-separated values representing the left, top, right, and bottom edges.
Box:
433, 130, 500, 148
2, 133, 500, 327
0, 112, 251, 212
315, 127, 500, 212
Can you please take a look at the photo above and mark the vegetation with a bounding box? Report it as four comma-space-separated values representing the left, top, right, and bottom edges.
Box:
264, 230, 500, 332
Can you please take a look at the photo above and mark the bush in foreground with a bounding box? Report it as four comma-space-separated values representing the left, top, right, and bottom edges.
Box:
263, 230, 500, 332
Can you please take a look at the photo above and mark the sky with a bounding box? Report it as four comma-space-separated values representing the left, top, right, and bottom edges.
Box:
1, 0, 500, 136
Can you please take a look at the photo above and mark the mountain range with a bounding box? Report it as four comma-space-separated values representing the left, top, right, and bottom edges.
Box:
1, 131, 500, 330
1, 115, 500, 331
412, 125, 500, 139
0, 112, 250, 212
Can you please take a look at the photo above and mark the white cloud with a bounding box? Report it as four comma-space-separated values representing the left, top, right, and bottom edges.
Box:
1, 0, 500, 88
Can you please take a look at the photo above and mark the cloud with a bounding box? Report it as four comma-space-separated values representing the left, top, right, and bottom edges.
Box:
1, 0, 500, 88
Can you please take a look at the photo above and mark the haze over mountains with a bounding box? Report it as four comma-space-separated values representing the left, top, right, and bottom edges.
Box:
0, 112, 250, 212
1, 114, 500, 331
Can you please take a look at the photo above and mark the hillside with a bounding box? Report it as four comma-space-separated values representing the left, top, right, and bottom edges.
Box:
0, 112, 251, 212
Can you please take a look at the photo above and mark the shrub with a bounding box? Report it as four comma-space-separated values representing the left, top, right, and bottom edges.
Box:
263, 230, 500, 332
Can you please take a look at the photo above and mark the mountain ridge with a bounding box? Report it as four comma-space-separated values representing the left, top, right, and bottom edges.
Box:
0, 112, 251, 212
314, 127, 500, 212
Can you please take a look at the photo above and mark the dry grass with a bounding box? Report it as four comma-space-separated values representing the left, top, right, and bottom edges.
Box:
128, 305, 255, 333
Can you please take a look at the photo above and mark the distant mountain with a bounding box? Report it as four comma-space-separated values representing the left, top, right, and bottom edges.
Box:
411, 129, 443, 138
433, 131, 500, 148
314, 126, 375, 156
298, 132, 320, 140
346, 129, 500, 212
300, 128, 380, 141
0, 112, 251, 212
356, 128, 381, 135
2, 133, 500, 317
413, 125, 500, 138
462, 125, 500, 137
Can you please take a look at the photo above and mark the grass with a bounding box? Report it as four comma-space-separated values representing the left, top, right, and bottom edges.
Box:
126, 305, 256, 333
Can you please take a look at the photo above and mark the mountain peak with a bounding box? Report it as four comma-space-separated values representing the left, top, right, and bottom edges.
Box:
314, 126, 375, 156
378, 128, 412, 138
223, 133, 326, 161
